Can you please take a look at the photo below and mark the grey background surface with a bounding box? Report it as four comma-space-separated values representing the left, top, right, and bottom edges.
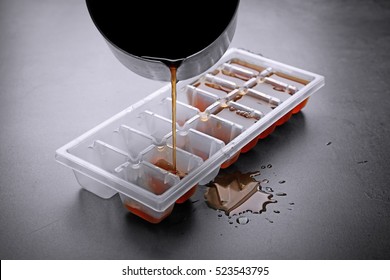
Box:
1, 0, 389, 259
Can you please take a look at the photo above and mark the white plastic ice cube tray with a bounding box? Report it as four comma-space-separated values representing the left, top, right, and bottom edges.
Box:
56, 48, 324, 223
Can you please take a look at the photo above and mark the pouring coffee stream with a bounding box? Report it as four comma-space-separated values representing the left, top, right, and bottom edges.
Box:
86, 0, 240, 173
169, 64, 178, 171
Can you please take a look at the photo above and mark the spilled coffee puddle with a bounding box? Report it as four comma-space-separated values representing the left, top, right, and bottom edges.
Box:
205, 171, 274, 215
204, 165, 293, 225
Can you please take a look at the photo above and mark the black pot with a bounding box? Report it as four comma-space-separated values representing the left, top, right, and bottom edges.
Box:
86, 1, 240, 81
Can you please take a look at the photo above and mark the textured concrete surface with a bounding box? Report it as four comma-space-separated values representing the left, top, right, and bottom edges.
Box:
0, 0, 389, 259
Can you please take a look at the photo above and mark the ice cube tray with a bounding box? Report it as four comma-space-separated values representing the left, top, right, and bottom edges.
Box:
55, 48, 324, 223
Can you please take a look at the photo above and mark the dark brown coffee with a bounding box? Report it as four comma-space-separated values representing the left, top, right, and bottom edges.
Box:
205, 171, 274, 215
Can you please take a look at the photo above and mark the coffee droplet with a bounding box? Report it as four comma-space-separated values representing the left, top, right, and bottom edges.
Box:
278, 180, 286, 184
236, 216, 249, 225
265, 187, 273, 192
275, 192, 287, 197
